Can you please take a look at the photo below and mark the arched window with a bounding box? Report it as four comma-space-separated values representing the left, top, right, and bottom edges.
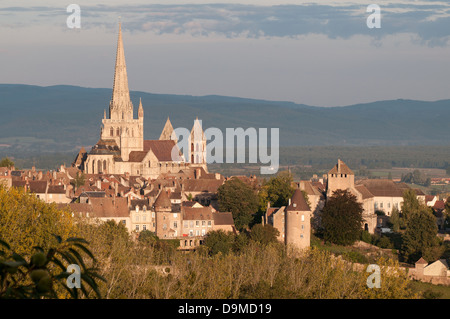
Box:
92, 160, 95, 174
110, 127, 114, 136
116, 128, 120, 136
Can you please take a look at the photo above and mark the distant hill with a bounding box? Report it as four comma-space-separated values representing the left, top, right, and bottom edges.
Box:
0, 84, 449, 156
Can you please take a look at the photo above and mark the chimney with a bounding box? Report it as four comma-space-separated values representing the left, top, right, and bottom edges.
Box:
337, 159, 341, 173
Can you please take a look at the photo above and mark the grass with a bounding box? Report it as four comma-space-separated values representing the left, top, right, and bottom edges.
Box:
409, 280, 450, 299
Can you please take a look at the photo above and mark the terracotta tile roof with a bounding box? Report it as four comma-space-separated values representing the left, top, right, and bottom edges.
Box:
154, 190, 171, 208
89, 197, 129, 218
213, 212, 234, 225
354, 184, 374, 200
265, 207, 279, 218
182, 201, 198, 207
182, 179, 224, 193
286, 189, 310, 212
416, 257, 428, 265
182, 206, 214, 220
144, 140, 183, 162
28, 181, 48, 194
357, 179, 405, 197
130, 198, 150, 210
328, 159, 354, 175
128, 151, 148, 162
47, 185, 66, 194
434, 200, 445, 210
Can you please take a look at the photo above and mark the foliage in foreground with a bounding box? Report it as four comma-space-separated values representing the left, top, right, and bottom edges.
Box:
0, 236, 105, 299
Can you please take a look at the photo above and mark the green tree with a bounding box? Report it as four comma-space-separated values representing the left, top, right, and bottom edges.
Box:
249, 224, 280, 246
0, 236, 105, 299
401, 208, 443, 263
138, 230, 159, 245
70, 172, 85, 190
260, 171, 295, 208
217, 178, 259, 230
0, 185, 78, 256
401, 189, 421, 222
389, 206, 401, 232
322, 189, 364, 246
0, 157, 14, 169
202, 230, 235, 256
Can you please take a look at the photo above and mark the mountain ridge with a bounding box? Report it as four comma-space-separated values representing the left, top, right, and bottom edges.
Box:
0, 84, 449, 155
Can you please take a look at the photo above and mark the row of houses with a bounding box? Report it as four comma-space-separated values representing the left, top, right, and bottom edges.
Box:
1, 164, 235, 249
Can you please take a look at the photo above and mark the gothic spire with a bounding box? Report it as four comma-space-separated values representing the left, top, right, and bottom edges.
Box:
110, 22, 132, 117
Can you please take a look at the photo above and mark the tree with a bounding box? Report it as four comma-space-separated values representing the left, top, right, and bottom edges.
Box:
0, 236, 105, 299
260, 171, 295, 208
0, 185, 78, 256
249, 224, 279, 246
138, 230, 159, 245
70, 172, 85, 190
389, 206, 401, 232
401, 189, 421, 222
321, 189, 364, 246
202, 230, 235, 256
0, 157, 14, 169
217, 178, 259, 230
401, 208, 443, 263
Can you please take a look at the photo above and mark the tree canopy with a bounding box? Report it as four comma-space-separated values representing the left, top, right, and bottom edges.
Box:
217, 178, 259, 230
401, 208, 444, 263
321, 189, 364, 246
0, 157, 14, 169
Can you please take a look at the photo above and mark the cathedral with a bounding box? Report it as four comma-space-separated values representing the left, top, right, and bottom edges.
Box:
83, 23, 207, 179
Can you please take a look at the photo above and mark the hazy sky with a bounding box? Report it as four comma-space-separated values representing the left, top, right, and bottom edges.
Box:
1, 0, 450, 106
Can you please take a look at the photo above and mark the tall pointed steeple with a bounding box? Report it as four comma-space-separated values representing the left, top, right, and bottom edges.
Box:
110, 22, 133, 120
138, 98, 144, 118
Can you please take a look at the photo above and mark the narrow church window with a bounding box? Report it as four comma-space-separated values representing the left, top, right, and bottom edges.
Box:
110, 128, 114, 136
116, 128, 120, 136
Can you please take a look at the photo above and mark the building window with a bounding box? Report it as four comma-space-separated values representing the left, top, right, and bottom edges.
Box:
301, 215, 304, 222
380, 203, 383, 208
143, 225, 147, 231
208, 221, 211, 227
174, 221, 178, 228
201, 229, 206, 236
196, 221, 199, 227
163, 224, 167, 230
173, 213, 178, 218
135, 225, 139, 231
202, 221, 206, 226
190, 221, 194, 227
184, 221, 188, 228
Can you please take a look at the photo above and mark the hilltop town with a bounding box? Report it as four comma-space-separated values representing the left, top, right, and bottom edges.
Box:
0, 22, 449, 300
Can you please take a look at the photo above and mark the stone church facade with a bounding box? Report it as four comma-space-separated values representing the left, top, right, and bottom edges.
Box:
83, 23, 207, 179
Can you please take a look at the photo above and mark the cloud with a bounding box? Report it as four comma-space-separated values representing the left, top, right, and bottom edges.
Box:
1, 2, 450, 45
